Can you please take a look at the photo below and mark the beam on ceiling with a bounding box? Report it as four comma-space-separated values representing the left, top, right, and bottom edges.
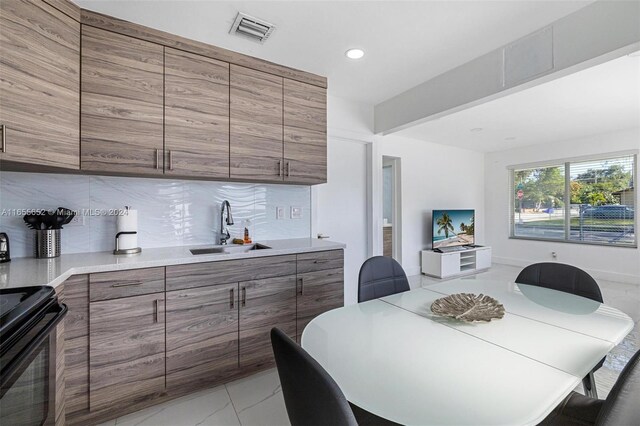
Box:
374, 1, 640, 135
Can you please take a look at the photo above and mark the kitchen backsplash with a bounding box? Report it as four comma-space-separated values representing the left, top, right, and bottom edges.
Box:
0, 172, 311, 258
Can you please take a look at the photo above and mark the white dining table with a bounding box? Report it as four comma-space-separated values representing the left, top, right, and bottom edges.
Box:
301, 279, 634, 426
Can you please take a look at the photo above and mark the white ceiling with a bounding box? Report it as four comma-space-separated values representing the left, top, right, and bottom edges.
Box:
397, 54, 640, 152
73, 0, 592, 105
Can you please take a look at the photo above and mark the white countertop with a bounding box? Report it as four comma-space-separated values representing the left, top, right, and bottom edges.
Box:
0, 238, 345, 290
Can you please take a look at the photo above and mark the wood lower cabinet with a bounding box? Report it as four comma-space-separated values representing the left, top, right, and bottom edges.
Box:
165, 48, 230, 178
0, 0, 79, 170
296, 267, 344, 341
284, 79, 327, 184
89, 293, 166, 413
166, 284, 239, 392
81, 25, 164, 175
63, 250, 343, 424
239, 275, 297, 370
230, 65, 284, 182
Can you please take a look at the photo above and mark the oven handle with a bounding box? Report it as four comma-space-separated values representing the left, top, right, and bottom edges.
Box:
0, 301, 67, 388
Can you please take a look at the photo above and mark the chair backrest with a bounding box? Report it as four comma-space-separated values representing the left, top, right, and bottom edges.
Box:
515, 262, 603, 302
270, 328, 358, 426
358, 256, 410, 303
596, 349, 640, 426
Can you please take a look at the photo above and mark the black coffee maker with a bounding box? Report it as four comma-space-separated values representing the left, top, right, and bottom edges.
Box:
0, 233, 10, 263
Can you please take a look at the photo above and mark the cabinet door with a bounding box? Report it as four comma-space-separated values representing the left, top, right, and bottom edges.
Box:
165, 48, 229, 178
296, 267, 344, 341
81, 26, 164, 175
239, 275, 296, 370
230, 65, 283, 182
89, 293, 165, 413
283, 79, 327, 184
0, 0, 79, 169
166, 284, 239, 393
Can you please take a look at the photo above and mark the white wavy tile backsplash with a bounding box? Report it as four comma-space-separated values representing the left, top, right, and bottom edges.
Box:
0, 172, 311, 258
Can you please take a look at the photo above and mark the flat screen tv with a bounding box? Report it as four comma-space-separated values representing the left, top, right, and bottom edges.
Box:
432, 209, 475, 249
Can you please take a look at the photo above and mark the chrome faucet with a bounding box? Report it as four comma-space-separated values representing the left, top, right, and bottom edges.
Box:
219, 200, 234, 245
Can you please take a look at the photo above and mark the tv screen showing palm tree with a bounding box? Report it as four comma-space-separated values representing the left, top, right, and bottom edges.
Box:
432, 210, 475, 249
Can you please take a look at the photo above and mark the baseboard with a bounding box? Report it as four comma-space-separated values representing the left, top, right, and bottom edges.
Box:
404, 265, 422, 277
492, 256, 640, 285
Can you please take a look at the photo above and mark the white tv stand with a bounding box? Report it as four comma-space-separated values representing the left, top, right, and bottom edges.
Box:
421, 246, 491, 279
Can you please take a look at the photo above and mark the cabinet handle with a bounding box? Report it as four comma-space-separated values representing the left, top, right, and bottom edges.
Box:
298, 277, 304, 295
0, 124, 6, 153
168, 150, 173, 171
111, 281, 143, 288
241, 287, 246, 307
277, 160, 282, 177
314, 259, 329, 264
155, 149, 161, 170
230, 288, 235, 309
286, 161, 291, 177
154, 299, 159, 323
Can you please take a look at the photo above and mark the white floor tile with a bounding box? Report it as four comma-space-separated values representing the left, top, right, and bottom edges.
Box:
103, 386, 240, 426
225, 369, 290, 426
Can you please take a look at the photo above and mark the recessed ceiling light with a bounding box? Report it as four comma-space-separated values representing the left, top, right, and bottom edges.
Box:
470, 127, 483, 133
345, 48, 365, 59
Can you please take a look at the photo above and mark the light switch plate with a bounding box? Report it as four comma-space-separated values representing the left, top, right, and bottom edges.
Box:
276, 206, 285, 220
290, 206, 302, 219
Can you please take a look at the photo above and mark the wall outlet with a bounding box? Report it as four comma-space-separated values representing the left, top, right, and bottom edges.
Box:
276, 206, 285, 220
290, 206, 302, 219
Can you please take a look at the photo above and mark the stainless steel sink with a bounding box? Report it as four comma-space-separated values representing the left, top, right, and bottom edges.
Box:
190, 243, 271, 256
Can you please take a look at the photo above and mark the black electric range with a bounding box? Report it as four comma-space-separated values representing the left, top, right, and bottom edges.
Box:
0, 286, 67, 425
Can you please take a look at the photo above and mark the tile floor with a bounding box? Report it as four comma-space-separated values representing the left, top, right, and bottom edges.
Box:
100, 264, 639, 426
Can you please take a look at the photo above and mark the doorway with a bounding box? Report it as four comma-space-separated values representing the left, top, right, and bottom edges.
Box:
382, 156, 401, 262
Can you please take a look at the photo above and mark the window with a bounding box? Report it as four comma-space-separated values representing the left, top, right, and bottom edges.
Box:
510, 154, 637, 247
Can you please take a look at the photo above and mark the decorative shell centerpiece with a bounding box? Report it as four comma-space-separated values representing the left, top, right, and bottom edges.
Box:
431, 293, 505, 322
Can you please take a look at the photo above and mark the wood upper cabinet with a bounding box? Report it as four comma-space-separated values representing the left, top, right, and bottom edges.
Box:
239, 275, 297, 370
166, 284, 239, 392
89, 293, 166, 413
230, 65, 284, 182
81, 26, 164, 175
284, 79, 327, 184
165, 48, 230, 178
0, 0, 79, 169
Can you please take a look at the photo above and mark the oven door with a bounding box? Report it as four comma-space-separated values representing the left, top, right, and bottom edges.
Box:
0, 300, 67, 426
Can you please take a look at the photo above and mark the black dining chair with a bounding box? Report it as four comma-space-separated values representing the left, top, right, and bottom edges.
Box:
358, 256, 410, 303
271, 327, 358, 426
539, 348, 640, 426
516, 262, 604, 398
271, 328, 399, 426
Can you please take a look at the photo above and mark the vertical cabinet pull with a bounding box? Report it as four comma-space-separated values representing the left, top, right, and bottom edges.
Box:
241, 287, 246, 307
298, 277, 304, 295
155, 149, 161, 170
0, 124, 5, 153
154, 299, 164, 323
277, 160, 282, 177
168, 150, 173, 171
286, 161, 291, 177
230, 288, 235, 309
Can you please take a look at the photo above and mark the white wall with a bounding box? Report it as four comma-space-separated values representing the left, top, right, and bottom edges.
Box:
377, 134, 486, 276
485, 128, 640, 284
314, 95, 374, 305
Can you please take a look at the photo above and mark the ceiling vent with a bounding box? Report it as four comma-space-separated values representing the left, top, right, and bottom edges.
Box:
230, 12, 276, 43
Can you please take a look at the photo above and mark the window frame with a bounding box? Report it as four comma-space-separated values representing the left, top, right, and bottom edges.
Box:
508, 151, 638, 248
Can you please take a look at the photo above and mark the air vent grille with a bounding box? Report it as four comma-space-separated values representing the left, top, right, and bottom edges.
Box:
230, 12, 276, 43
